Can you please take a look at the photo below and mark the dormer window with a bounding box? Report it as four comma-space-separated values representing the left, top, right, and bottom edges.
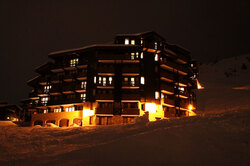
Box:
70, 58, 79, 67
125, 38, 129, 45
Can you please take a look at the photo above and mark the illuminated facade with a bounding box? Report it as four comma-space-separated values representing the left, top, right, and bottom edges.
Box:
27, 31, 199, 127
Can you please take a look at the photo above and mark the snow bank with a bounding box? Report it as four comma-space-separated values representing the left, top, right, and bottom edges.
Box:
0, 109, 249, 166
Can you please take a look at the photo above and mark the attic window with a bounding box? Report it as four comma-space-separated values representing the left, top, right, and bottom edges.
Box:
125, 38, 129, 45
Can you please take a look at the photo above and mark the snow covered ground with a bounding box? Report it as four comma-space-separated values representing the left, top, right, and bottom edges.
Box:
0, 55, 249, 166
197, 54, 250, 113
0, 109, 249, 166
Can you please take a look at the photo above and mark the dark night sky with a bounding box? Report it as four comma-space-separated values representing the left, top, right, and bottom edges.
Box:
0, 0, 249, 104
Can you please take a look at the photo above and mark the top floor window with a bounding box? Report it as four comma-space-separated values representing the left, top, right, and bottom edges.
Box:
44, 85, 52, 93
70, 58, 79, 67
125, 38, 129, 45
131, 40, 135, 45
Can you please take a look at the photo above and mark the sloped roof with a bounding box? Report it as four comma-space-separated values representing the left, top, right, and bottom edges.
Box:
116, 31, 166, 40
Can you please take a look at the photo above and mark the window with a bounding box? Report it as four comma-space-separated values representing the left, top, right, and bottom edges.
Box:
103, 77, 107, 86
179, 87, 185, 92
191, 64, 194, 68
66, 106, 75, 112
131, 40, 135, 45
54, 108, 61, 113
125, 38, 129, 45
140, 76, 145, 85
94, 76, 96, 84
43, 109, 48, 114
136, 52, 139, 59
161, 93, 164, 98
41, 97, 49, 105
70, 58, 79, 67
98, 77, 102, 84
131, 77, 135, 86
140, 52, 143, 59
44, 85, 51, 93
154, 54, 159, 61
124, 77, 128, 82
109, 77, 112, 84
154, 42, 158, 50
81, 81, 87, 89
155, 91, 159, 99
81, 93, 86, 102
140, 39, 143, 45
131, 53, 135, 60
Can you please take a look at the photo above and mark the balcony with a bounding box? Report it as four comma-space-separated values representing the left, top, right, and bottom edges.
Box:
160, 84, 174, 94
49, 86, 62, 95
95, 94, 114, 100
160, 72, 174, 82
76, 72, 87, 80
122, 108, 139, 115
122, 65, 140, 73
95, 108, 113, 115
163, 98, 175, 107
160, 59, 189, 75
61, 85, 75, 94
51, 75, 63, 83
51, 65, 64, 73
121, 94, 140, 100
97, 66, 115, 73
122, 82, 140, 89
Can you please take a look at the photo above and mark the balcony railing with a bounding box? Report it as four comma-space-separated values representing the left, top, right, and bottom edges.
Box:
95, 94, 114, 100
122, 108, 139, 115
164, 98, 175, 106
95, 108, 113, 114
160, 84, 174, 94
121, 94, 140, 100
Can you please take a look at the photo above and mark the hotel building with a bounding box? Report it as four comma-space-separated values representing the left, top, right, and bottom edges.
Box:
27, 31, 199, 127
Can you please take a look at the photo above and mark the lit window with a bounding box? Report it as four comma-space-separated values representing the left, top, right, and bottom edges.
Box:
54, 108, 61, 113
44, 85, 51, 93
140, 39, 143, 45
125, 38, 129, 45
66, 106, 75, 112
103, 77, 107, 86
81, 93, 86, 102
136, 52, 139, 59
131, 53, 135, 60
179, 87, 185, 92
131, 77, 135, 86
154, 54, 159, 61
140, 76, 145, 85
98, 77, 102, 84
109, 77, 112, 84
191, 64, 194, 68
161, 93, 164, 98
6, 116, 9, 119
131, 40, 135, 45
41, 97, 49, 105
124, 77, 128, 82
154, 42, 158, 50
44, 109, 48, 114
94, 76, 96, 84
140, 52, 143, 59
81, 81, 87, 89
155, 91, 159, 99
70, 58, 79, 67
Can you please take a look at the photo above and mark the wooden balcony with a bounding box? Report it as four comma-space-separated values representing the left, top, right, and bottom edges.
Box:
163, 98, 175, 106
160, 72, 174, 82
121, 94, 140, 100
76, 72, 87, 80
122, 65, 140, 73
95, 94, 114, 100
160, 84, 174, 94
95, 108, 113, 114
122, 108, 139, 115
160, 60, 189, 75
97, 66, 115, 73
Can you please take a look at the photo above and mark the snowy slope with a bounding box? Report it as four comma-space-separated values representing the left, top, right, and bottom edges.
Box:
197, 54, 250, 113
0, 109, 249, 166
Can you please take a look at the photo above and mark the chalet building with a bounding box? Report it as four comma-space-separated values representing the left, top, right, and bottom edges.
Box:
26, 31, 199, 127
